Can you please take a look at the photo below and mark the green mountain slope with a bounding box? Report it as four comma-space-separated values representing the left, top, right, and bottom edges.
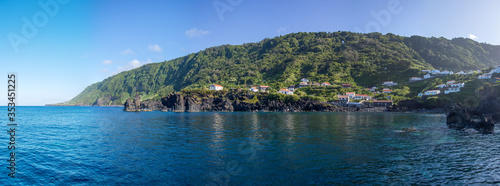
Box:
63, 32, 500, 105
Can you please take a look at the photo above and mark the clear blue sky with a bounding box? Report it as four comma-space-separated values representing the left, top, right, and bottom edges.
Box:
1, 0, 499, 106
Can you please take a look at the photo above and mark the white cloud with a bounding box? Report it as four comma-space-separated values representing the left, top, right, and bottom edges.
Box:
102, 60, 113, 65
148, 44, 162, 52
185, 28, 210, 38
129, 59, 142, 68
116, 60, 142, 73
115, 59, 154, 74
121, 48, 135, 55
278, 27, 287, 34
100, 68, 108, 73
469, 34, 478, 40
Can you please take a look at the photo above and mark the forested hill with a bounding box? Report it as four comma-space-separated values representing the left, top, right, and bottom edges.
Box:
63, 32, 500, 105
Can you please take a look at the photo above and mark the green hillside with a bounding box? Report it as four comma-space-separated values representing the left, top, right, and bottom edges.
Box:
63, 32, 500, 105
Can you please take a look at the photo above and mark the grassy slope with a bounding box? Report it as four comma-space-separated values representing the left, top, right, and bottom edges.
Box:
63, 32, 500, 105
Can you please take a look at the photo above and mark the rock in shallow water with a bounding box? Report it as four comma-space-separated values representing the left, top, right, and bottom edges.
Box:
446, 104, 495, 133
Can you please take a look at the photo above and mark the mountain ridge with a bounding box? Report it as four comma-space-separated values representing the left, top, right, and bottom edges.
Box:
60, 31, 500, 106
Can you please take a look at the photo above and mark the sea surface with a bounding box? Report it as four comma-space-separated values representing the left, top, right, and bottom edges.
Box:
1, 106, 499, 185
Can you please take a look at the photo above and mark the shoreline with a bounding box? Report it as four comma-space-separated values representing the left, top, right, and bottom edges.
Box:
124, 107, 447, 114
44, 104, 123, 107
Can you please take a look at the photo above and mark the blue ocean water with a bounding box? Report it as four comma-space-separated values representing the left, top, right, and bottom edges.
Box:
1, 106, 499, 185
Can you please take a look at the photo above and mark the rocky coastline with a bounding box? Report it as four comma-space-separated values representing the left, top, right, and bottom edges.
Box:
446, 97, 500, 133
123, 90, 500, 133
123, 91, 393, 113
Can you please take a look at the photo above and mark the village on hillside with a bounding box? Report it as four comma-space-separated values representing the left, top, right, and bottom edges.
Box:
207, 66, 500, 108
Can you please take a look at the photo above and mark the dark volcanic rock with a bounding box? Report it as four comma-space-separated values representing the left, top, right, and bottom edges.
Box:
124, 98, 136, 111
161, 93, 186, 112
124, 95, 163, 112
159, 92, 337, 112
446, 104, 495, 133
93, 96, 112, 106
128, 91, 391, 113
477, 97, 500, 114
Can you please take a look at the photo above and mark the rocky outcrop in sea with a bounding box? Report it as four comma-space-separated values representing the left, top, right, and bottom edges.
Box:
446, 96, 500, 133
123, 94, 163, 112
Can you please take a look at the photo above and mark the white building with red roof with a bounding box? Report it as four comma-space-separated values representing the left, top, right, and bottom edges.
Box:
210, 84, 223, 91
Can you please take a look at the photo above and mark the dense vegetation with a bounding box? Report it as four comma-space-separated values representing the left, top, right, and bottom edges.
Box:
63, 32, 500, 105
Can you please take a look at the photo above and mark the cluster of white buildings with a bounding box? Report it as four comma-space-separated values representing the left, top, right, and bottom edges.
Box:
478, 66, 500, 79
423, 69, 455, 75
278, 89, 294, 95
382, 88, 392, 94
276, 78, 336, 95
441, 80, 465, 94
489, 66, 500, 74
456, 70, 480, 75
418, 80, 465, 96
382, 81, 398, 86
250, 85, 270, 93
362, 87, 392, 95
478, 74, 492, 79
422, 69, 480, 78
337, 92, 372, 104
410, 74, 432, 82
422, 90, 440, 96
298, 78, 332, 88
337, 92, 395, 107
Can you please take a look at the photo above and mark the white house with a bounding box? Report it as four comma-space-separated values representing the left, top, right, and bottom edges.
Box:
301, 78, 309, 83
489, 67, 500, 74
437, 84, 447, 88
457, 71, 466, 75
321, 82, 331, 86
382, 89, 392, 94
210, 84, 223, 91
249, 86, 258, 92
299, 82, 308, 88
353, 94, 371, 100
259, 85, 270, 92
450, 83, 465, 88
347, 102, 363, 107
353, 95, 363, 100
346, 92, 356, 98
479, 74, 492, 79
279, 89, 293, 95
445, 87, 461, 94
352, 94, 363, 100
424, 90, 441, 96
424, 74, 431, 79
338, 95, 350, 104
446, 80, 455, 85
368, 87, 377, 92
288, 85, 295, 91
410, 77, 422, 81
382, 81, 398, 86
431, 70, 441, 74
441, 70, 453, 75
